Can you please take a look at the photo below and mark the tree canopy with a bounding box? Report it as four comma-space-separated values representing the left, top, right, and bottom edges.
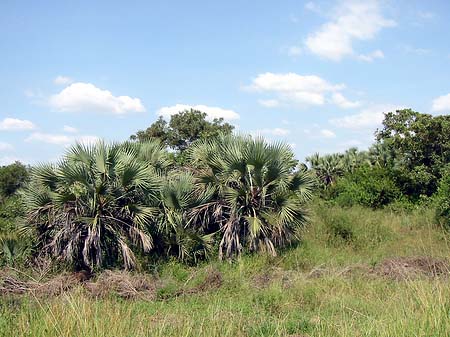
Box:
131, 109, 234, 151
0, 161, 29, 199
376, 109, 450, 197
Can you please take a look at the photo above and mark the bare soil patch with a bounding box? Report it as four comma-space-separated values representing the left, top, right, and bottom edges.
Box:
0, 270, 79, 296
84, 270, 157, 301
372, 256, 450, 280
0, 267, 223, 301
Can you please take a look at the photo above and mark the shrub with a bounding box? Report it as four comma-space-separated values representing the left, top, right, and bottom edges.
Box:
435, 169, 450, 228
0, 196, 31, 266
332, 166, 401, 209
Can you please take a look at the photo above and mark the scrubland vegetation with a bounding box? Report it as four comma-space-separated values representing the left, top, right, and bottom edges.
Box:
2, 109, 450, 336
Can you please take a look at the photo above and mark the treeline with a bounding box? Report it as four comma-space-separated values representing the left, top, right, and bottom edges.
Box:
307, 109, 450, 216
1, 108, 450, 271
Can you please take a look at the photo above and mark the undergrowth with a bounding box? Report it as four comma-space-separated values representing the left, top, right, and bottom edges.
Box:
1, 202, 450, 337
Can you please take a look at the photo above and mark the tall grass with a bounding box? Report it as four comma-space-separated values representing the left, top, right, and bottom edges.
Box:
1, 203, 450, 337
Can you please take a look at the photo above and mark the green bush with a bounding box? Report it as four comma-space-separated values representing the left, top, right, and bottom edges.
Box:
435, 169, 450, 228
0, 162, 28, 199
332, 166, 401, 209
0, 196, 30, 266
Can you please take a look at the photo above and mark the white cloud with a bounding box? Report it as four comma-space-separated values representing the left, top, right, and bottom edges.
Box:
320, 129, 336, 138
258, 99, 279, 108
357, 49, 384, 62
74, 135, 101, 146
63, 125, 78, 133
49, 82, 145, 115
255, 128, 290, 136
432, 93, 450, 112
25, 132, 100, 146
0, 118, 36, 131
157, 104, 239, 121
304, 0, 395, 61
400, 45, 431, 56
418, 11, 435, 20
54, 75, 73, 85
330, 104, 403, 129
305, 1, 321, 14
248, 72, 344, 93
246, 72, 353, 108
0, 142, 13, 151
25, 133, 72, 145
331, 93, 361, 108
287, 46, 302, 56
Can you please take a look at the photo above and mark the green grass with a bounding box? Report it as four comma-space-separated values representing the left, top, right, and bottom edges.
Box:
1, 203, 450, 337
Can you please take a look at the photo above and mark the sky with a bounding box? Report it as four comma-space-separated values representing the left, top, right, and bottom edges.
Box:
1, 0, 450, 165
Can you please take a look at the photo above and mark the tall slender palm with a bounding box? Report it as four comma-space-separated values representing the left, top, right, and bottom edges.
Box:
21, 141, 166, 270
189, 135, 314, 259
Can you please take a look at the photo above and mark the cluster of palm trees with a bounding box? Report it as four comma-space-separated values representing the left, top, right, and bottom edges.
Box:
306, 145, 393, 190
21, 135, 314, 270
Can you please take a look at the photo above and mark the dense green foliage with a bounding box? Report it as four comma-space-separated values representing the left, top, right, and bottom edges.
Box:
2, 108, 450, 272
332, 166, 400, 208
190, 135, 313, 258
0, 162, 30, 266
0, 161, 28, 199
130, 109, 234, 151
9, 135, 313, 270
21, 141, 169, 270
0, 196, 28, 266
305, 109, 450, 215
376, 108, 450, 198
435, 167, 450, 228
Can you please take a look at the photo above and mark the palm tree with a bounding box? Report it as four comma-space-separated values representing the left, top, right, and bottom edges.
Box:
22, 140, 166, 270
307, 153, 344, 188
155, 171, 214, 262
189, 135, 314, 259
341, 148, 371, 173
369, 142, 395, 168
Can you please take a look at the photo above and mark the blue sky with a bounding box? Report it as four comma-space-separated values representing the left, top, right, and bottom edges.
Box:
1, 0, 450, 165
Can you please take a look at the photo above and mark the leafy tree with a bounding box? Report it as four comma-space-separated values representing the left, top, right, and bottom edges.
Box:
21, 141, 168, 270
190, 135, 314, 259
131, 109, 234, 151
131, 116, 170, 144
376, 109, 450, 198
0, 161, 29, 198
